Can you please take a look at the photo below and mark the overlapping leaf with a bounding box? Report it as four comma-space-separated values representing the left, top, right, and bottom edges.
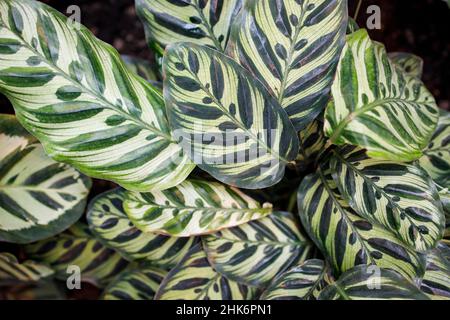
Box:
330, 146, 445, 252
155, 244, 256, 300
297, 169, 426, 280
324, 29, 439, 161
26, 223, 129, 287
203, 211, 312, 287
124, 180, 272, 237
122, 55, 159, 83
260, 259, 331, 300
0, 252, 53, 286
389, 52, 424, 79
296, 119, 327, 170
420, 242, 450, 299
0, 115, 91, 244
318, 265, 429, 300
419, 110, 450, 188
0, 0, 194, 192
136, 0, 242, 51
228, 0, 348, 130
102, 266, 167, 300
87, 188, 197, 268
164, 43, 299, 189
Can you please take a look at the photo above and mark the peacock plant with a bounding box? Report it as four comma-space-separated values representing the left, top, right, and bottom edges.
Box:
0, 0, 448, 300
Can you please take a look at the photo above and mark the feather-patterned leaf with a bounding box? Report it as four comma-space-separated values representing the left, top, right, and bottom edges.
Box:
228, 0, 348, 130
25, 223, 129, 287
260, 259, 331, 300
0, 252, 53, 285
389, 52, 424, 79
419, 110, 450, 189
102, 266, 167, 300
136, 0, 242, 51
296, 119, 327, 170
318, 265, 429, 300
0, 115, 91, 244
122, 55, 159, 83
330, 146, 445, 252
420, 242, 450, 299
124, 179, 273, 237
324, 29, 439, 162
203, 211, 312, 287
297, 168, 426, 280
0, 0, 195, 192
164, 43, 299, 189
155, 244, 256, 300
87, 188, 197, 268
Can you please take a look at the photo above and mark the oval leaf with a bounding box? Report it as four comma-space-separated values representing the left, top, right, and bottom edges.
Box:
389, 52, 424, 79
0, 0, 194, 192
0, 115, 91, 244
203, 211, 312, 287
420, 242, 450, 299
228, 0, 348, 130
296, 119, 327, 170
164, 43, 299, 189
324, 29, 439, 161
0, 252, 53, 285
124, 179, 273, 237
87, 188, 197, 268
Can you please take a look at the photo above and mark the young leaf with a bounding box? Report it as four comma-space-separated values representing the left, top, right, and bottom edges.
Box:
389, 52, 424, 79
155, 244, 256, 300
0, 0, 194, 192
122, 55, 159, 83
297, 169, 426, 280
330, 146, 445, 252
318, 265, 429, 300
124, 179, 273, 237
0, 115, 91, 244
164, 43, 299, 189
87, 188, 197, 268
0, 252, 54, 286
324, 29, 439, 161
203, 211, 312, 287
260, 259, 331, 300
26, 223, 129, 288
228, 0, 348, 130
102, 266, 167, 300
136, 0, 242, 51
420, 242, 450, 299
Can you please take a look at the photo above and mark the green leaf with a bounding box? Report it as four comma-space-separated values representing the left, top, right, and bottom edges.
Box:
228, 0, 348, 130
102, 266, 167, 300
419, 110, 450, 189
26, 223, 129, 287
324, 29, 439, 162
330, 146, 445, 252
389, 52, 424, 79
0, 0, 194, 192
318, 265, 429, 300
420, 242, 450, 299
347, 18, 360, 34
136, 0, 242, 52
87, 188, 197, 268
124, 179, 273, 237
260, 259, 331, 300
155, 244, 256, 300
164, 43, 299, 189
0, 115, 91, 244
297, 168, 426, 280
296, 119, 327, 170
122, 55, 159, 83
203, 211, 312, 287
0, 252, 53, 286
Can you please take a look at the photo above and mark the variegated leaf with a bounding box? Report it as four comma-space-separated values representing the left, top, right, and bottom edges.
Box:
297, 168, 426, 280
136, 0, 242, 51
102, 266, 167, 300
260, 259, 331, 300
0, 115, 91, 244
389, 52, 424, 79
26, 223, 129, 287
203, 211, 312, 287
318, 265, 429, 300
228, 0, 348, 130
420, 242, 450, 300
296, 119, 327, 170
0, 252, 53, 286
346, 17, 359, 34
122, 55, 159, 83
124, 179, 273, 237
164, 43, 299, 189
419, 110, 450, 189
0, 0, 194, 192
330, 146, 445, 252
324, 29, 439, 162
155, 244, 256, 300
87, 188, 197, 268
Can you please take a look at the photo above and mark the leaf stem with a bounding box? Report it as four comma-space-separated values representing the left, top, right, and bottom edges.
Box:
354, 0, 363, 20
